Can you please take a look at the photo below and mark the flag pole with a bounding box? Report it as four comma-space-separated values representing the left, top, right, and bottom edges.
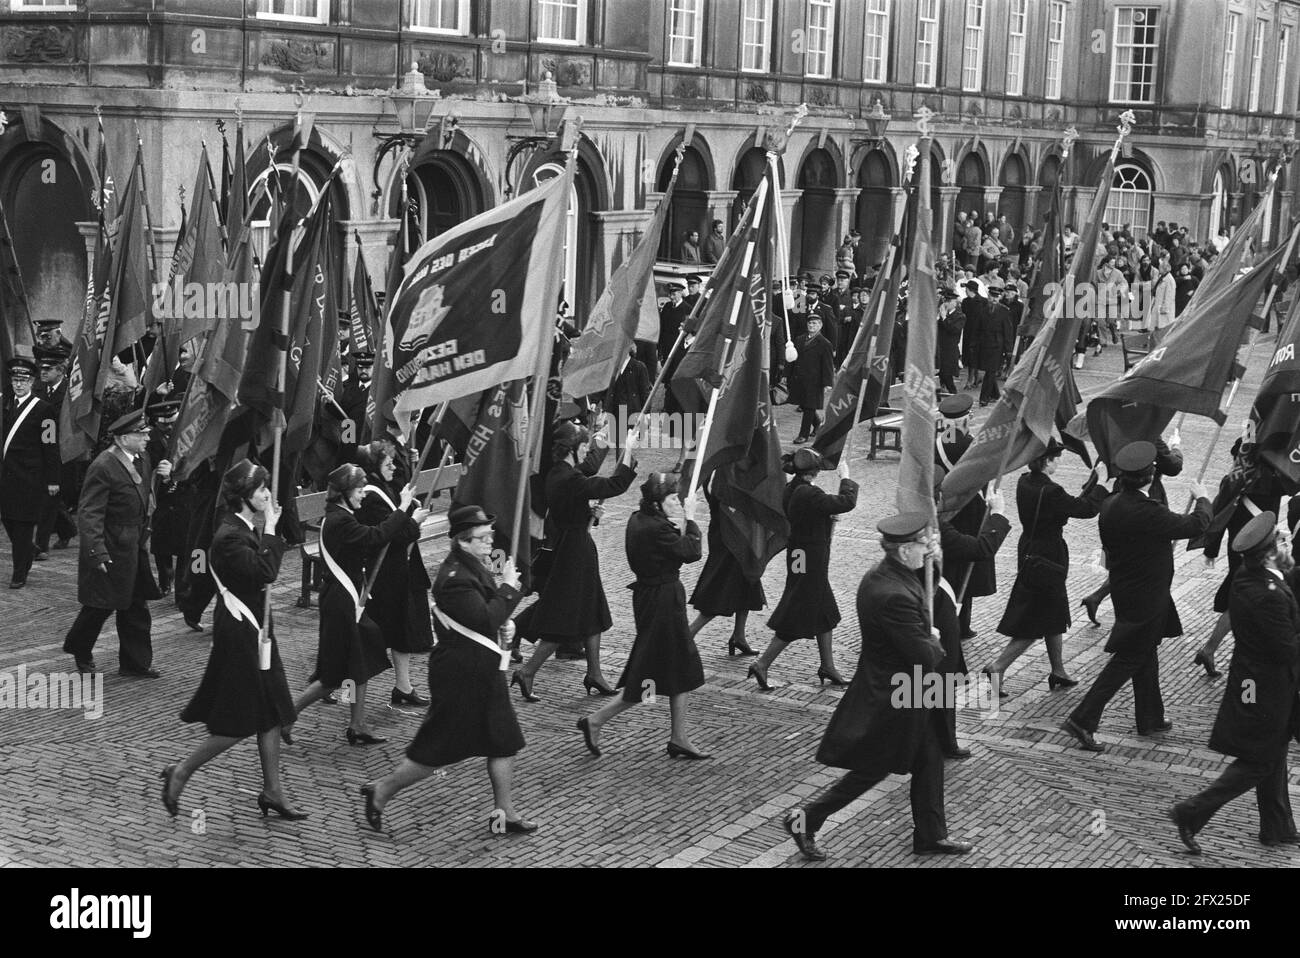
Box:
684, 179, 770, 505
1190, 222, 1300, 492
770, 106, 807, 365
510, 145, 577, 566
258, 100, 306, 650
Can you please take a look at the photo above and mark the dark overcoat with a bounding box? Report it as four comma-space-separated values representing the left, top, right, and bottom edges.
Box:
528, 459, 636, 637
1210, 567, 1300, 762
180, 515, 295, 737
936, 306, 964, 380
936, 432, 997, 598
407, 546, 525, 767
816, 557, 946, 774
960, 294, 989, 368
689, 482, 765, 616
357, 483, 434, 654
998, 471, 1107, 639
77, 448, 160, 610
939, 511, 1011, 668
1, 394, 59, 523
792, 332, 834, 411
1099, 487, 1212, 654
617, 505, 704, 702
768, 475, 859, 637
313, 500, 417, 687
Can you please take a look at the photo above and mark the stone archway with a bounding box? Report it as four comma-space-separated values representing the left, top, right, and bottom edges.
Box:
656, 143, 711, 263
795, 146, 841, 274
0, 116, 94, 344
997, 152, 1030, 247
855, 148, 895, 271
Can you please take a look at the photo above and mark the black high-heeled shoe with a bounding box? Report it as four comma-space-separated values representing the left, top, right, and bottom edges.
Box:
160, 765, 179, 818
511, 671, 539, 703
390, 687, 429, 707
577, 717, 601, 757
728, 638, 758, 657
748, 663, 773, 691
257, 793, 309, 821
1048, 673, 1078, 691
491, 816, 539, 834
346, 728, 387, 746
582, 676, 618, 697
360, 783, 382, 832
817, 667, 849, 687
982, 668, 1009, 699
1080, 596, 1101, 627
666, 741, 712, 760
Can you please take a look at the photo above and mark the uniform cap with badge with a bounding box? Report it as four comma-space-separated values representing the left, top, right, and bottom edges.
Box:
877, 512, 931, 542
1114, 440, 1157, 475
107, 408, 149, 436
1231, 511, 1278, 556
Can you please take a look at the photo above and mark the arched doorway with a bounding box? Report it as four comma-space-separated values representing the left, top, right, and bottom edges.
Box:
0, 143, 90, 342
398, 151, 486, 249
247, 145, 351, 304
730, 147, 769, 231
795, 147, 840, 274
522, 143, 606, 326
956, 152, 986, 226
1105, 163, 1154, 239
855, 149, 894, 270
997, 153, 1029, 248
657, 144, 710, 263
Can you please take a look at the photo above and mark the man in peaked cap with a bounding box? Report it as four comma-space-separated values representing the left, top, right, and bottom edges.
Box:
61, 408, 173, 677
1169, 511, 1300, 854
2, 357, 60, 588
784, 512, 972, 861
1062, 441, 1212, 752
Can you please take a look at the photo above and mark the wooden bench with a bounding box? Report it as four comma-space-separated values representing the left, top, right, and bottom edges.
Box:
868, 406, 904, 459
295, 465, 460, 608
1119, 331, 1152, 371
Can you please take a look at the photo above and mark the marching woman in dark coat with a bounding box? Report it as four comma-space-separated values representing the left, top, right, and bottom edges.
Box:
749, 448, 859, 691
355, 443, 434, 708
289, 463, 428, 745
361, 506, 537, 836
985, 442, 1106, 696
687, 476, 764, 656
512, 421, 637, 702
782, 513, 971, 861
161, 460, 306, 821
577, 475, 707, 759
1170, 513, 1300, 853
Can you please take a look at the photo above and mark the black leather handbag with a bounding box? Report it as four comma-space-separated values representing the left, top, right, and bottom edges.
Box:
1018, 486, 1067, 591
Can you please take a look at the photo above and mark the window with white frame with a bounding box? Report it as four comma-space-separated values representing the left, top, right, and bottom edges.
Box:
1276, 26, 1291, 114
255, 0, 328, 23
10, 0, 78, 9
1045, 0, 1066, 99
961, 0, 985, 92
537, 0, 586, 44
740, 0, 771, 73
916, 0, 939, 88
1248, 18, 1267, 111
805, 0, 835, 79
668, 0, 703, 67
1105, 164, 1153, 239
1006, 0, 1027, 96
863, 0, 890, 84
410, 0, 469, 34
1221, 14, 1239, 109
1110, 7, 1160, 104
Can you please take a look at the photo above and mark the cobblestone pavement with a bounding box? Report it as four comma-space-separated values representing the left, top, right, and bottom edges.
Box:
3, 340, 1298, 868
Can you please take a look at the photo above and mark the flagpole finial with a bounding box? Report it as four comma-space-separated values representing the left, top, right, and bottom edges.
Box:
1061, 126, 1079, 159
903, 144, 920, 185
785, 104, 808, 139
914, 105, 935, 138
234, 99, 244, 127
1117, 110, 1137, 139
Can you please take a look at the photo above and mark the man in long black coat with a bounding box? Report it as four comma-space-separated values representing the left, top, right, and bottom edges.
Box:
783, 513, 972, 860
2, 357, 60, 588
978, 281, 1014, 406
61, 409, 170, 677
1063, 441, 1211, 751
1169, 512, 1300, 853
960, 281, 988, 388
934, 393, 993, 639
